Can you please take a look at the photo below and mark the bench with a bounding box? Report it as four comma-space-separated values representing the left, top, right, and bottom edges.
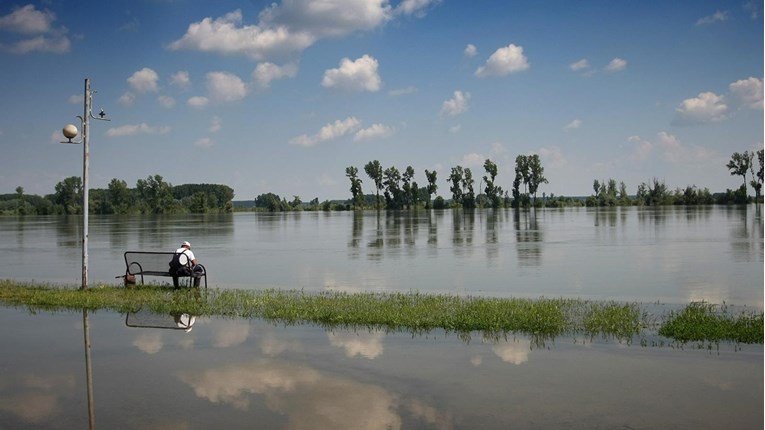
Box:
123, 251, 207, 288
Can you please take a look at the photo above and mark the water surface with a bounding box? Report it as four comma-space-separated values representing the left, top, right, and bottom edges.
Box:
1, 206, 762, 306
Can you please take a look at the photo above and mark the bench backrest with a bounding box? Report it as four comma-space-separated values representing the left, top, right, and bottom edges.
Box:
124, 251, 188, 274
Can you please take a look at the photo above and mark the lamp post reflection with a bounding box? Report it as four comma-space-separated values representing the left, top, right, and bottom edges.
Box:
82, 309, 95, 429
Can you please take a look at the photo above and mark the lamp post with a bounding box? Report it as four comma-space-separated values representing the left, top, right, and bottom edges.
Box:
62, 78, 109, 290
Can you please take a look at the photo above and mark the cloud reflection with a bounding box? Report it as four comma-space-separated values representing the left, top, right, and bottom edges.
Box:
491, 339, 531, 365
178, 359, 403, 429
133, 331, 164, 354
212, 319, 250, 348
0, 374, 75, 424
327, 329, 385, 359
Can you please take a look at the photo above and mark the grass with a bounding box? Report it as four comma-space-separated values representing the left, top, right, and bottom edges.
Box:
0, 280, 761, 345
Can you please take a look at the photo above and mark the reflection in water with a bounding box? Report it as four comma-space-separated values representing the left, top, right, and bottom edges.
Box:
82, 310, 95, 430
0, 307, 762, 429
327, 329, 385, 359
514, 209, 543, 266
727, 205, 764, 263
178, 359, 406, 429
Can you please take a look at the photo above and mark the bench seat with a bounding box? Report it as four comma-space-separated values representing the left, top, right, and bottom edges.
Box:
123, 251, 207, 288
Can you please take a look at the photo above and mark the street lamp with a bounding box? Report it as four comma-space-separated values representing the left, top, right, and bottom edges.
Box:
61, 78, 109, 290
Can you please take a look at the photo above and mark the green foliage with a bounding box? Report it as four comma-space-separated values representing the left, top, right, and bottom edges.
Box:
1, 281, 760, 345
659, 302, 763, 344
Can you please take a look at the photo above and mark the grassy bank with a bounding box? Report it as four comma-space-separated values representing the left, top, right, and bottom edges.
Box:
0, 280, 761, 345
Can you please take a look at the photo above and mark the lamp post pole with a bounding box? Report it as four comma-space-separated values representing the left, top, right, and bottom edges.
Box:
62, 78, 109, 290
81, 78, 90, 290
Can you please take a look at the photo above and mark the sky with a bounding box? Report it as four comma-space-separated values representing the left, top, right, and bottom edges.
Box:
0, 0, 762, 201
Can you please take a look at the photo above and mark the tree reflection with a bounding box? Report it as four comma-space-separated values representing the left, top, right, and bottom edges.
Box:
514, 209, 543, 266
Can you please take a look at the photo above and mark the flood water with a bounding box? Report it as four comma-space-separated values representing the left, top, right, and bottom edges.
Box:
1, 206, 763, 305
0, 206, 763, 429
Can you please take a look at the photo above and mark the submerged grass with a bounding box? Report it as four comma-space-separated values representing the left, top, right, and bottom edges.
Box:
0, 280, 761, 344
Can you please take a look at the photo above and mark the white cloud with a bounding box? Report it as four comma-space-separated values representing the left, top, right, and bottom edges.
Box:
569, 59, 590, 71
187, 96, 209, 108
322, 55, 381, 92
290, 117, 361, 147
327, 330, 384, 359
118, 92, 135, 107
729, 77, 763, 110
170, 71, 191, 90
491, 142, 507, 155
157, 95, 176, 109
696, 10, 729, 25
464, 43, 477, 58
0, 5, 70, 54
538, 146, 567, 168
127, 68, 160, 93
449, 124, 462, 133
629, 133, 721, 164
440, 90, 470, 117
354, 123, 392, 141
169, 10, 315, 61
673, 91, 728, 125
461, 153, 484, 168
262, 0, 390, 38
195, 137, 215, 148
395, 0, 442, 17
0, 4, 55, 34
253, 62, 298, 89
106, 123, 171, 137
210, 115, 222, 133
388, 86, 417, 96
475, 44, 529, 78
207, 71, 247, 103
604, 57, 627, 72
628, 135, 653, 161
68, 94, 83, 104
564, 119, 582, 130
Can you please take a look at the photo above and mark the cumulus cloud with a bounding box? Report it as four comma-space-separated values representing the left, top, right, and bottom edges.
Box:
569, 59, 590, 71
187, 96, 209, 108
106, 123, 171, 137
564, 119, 582, 130
729, 76, 763, 110
206, 71, 247, 103
696, 10, 729, 25
169, 1, 439, 62
354, 123, 392, 141
118, 92, 136, 107
475, 44, 529, 78
538, 146, 567, 168
168, 10, 314, 61
464, 43, 477, 58
604, 57, 627, 72
673, 91, 728, 125
0, 4, 70, 54
290, 117, 361, 147
170, 71, 191, 90
628, 135, 653, 161
127, 68, 160, 93
440, 90, 470, 117
460, 153, 484, 168
157, 95, 176, 109
628, 132, 720, 164
322, 55, 381, 92
195, 137, 215, 148
253, 62, 298, 89
261, 0, 391, 38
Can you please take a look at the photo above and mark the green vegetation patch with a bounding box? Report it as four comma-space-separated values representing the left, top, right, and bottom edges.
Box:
0, 281, 761, 345
658, 302, 764, 344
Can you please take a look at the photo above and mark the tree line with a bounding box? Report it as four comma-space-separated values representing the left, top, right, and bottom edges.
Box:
0, 175, 234, 215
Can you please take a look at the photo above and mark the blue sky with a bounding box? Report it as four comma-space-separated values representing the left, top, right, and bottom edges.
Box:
0, 1, 762, 201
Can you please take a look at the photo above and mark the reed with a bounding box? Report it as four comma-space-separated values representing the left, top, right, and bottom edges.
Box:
0, 280, 761, 344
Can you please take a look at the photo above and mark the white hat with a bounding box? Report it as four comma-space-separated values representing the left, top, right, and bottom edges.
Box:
181, 241, 191, 248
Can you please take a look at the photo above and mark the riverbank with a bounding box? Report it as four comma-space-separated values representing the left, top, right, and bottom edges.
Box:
0, 280, 761, 345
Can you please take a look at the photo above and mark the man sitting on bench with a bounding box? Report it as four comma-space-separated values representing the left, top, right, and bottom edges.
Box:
172, 241, 204, 288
